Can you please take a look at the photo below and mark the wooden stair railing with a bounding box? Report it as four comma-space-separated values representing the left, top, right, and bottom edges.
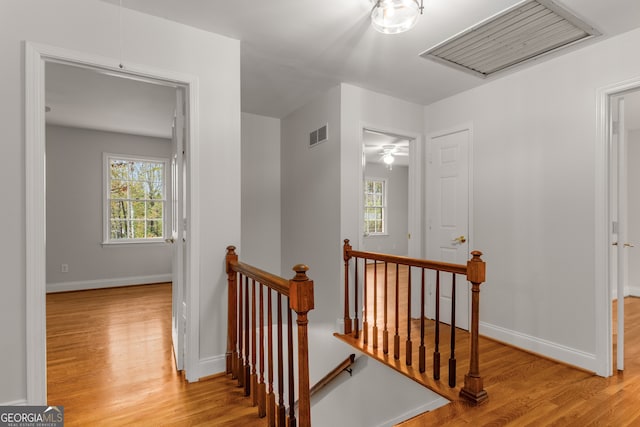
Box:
226, 246, 315, 427
340, 239, 488, 405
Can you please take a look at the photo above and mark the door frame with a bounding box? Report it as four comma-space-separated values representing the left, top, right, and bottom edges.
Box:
595, 76, 640, 377
425, 123, 474, 328
25, 42, 201, 404
358, 124, 423, 260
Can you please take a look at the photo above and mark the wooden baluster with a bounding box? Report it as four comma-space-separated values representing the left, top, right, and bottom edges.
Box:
289, 264, 314, 427
238, 274, 245, 387
244, 276, 251, 396
267, 289, 276, 426
251, 279, 258, 405
258, 284, 266, 417
434, 271, 440, 380
225, 246, 238, 376
460, 251, 489, 405
363, 258, 369, 345
449, 274, 457, 388
419, 267, 426, 373
373, 261, 378, 349
383, 261, 389, 354
287, 302, 296, 427
393, 263, 400, 360
354, 256, 359, 339
277, 294, 286, 426
343, 239, 352, 335
406, 265, 412, 366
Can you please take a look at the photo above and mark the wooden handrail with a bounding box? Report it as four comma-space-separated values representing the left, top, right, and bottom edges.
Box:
309, 354, 356, 398
225, 246, 315, 426
294, 354, 356, 409
341, 239, 488, 405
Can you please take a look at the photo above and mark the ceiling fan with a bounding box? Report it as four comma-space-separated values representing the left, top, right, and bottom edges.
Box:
371, 142, 409, 166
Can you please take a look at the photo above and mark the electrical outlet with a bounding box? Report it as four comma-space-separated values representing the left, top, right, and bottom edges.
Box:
61, 264, 69, 273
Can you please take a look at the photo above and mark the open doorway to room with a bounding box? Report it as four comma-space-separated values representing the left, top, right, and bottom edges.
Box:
43, 60, 188, 403
362, 129, 413, 257
25, 43, 197, 404
609, 87, 640, 372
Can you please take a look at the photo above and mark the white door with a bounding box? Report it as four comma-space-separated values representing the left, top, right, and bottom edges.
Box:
170, 87, 186, 371
613, 95, 627, 371
426, 128, 470, 330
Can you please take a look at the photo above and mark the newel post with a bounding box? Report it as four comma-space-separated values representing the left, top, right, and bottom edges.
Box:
460, 250, 489, 405
289, 264, 315, 427
343, 239, 353, 335
225, 246, 238, 375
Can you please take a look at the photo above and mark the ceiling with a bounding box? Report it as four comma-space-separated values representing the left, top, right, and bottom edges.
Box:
46, 0, 640, 137
364, 130, 411, 167
99, 0, 640, 119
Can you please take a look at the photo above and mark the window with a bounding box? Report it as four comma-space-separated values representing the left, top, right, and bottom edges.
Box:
364, 177, 386, 234
104, 154, 168, 243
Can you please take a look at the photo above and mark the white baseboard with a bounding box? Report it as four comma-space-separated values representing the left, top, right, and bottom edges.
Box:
46, 274, 172, 293
479, 321, 597, 373
194, 354, 226, 381
0, 398, 28, 406
629, 286, 640, 297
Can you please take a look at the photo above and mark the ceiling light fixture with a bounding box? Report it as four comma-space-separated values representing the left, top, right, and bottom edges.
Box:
371, 0, 424, 35
383, 153, 395, 164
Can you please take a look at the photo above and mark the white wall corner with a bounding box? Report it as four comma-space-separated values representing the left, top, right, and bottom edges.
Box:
479, 321, 598, 373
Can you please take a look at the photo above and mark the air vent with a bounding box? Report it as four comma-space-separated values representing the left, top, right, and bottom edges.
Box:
309, 124, 328, 147
420, 0, 600, 78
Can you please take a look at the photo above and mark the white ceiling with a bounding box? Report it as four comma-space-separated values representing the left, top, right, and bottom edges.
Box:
45, 62, 176, 139
99, 0, 640, 119
46, 0, 640, 137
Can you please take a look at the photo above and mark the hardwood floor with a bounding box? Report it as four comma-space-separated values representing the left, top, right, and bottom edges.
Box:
398, 298, 640, 426
48, 282, 640, 426
339, 261, 640, 426
46, 284, 266, 426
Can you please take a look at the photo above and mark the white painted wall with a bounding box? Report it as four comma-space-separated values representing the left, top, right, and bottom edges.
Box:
241, 112, 281, 274
627, 129, 640, 296
1, 0, 240, 404
424, 26, 640, 372
46, 125, 172, 291
281, 86, 342, 323
363, 164, 409, 256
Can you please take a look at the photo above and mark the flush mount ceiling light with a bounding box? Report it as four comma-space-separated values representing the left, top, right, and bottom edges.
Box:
371, 0, 424, 35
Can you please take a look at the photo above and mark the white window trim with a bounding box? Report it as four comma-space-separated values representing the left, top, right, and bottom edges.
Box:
102, 152, 170, 245
364, 176, 388, 236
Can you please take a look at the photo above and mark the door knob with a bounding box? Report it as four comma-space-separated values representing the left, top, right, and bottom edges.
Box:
453, 235, 466, 244
625, 243, 635, 248
165, 237, 175, 244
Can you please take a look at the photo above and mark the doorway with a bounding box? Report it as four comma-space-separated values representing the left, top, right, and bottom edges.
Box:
362, 129, 413, 257
608, 87, 640, 372
25, 43, 198, 404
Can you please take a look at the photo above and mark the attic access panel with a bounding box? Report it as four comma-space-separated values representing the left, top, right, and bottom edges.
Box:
420, 0, 600, 78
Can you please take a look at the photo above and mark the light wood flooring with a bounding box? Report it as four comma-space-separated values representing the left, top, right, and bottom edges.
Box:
46, 284, 265, 426
48, 282, 640, 426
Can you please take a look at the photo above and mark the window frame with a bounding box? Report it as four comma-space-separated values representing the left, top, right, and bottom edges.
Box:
364, 176, 388, 236
102, 153, 170, 245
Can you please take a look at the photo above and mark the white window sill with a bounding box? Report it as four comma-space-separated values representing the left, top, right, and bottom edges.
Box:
364, 233, 388, 238
101, 239, 168, 247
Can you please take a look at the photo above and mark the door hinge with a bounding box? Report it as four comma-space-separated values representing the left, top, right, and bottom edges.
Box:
612, 121, 619, 135
612, 221, 619, 234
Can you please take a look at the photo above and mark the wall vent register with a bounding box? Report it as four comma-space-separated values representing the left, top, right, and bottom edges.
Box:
309, 124, 328, 147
